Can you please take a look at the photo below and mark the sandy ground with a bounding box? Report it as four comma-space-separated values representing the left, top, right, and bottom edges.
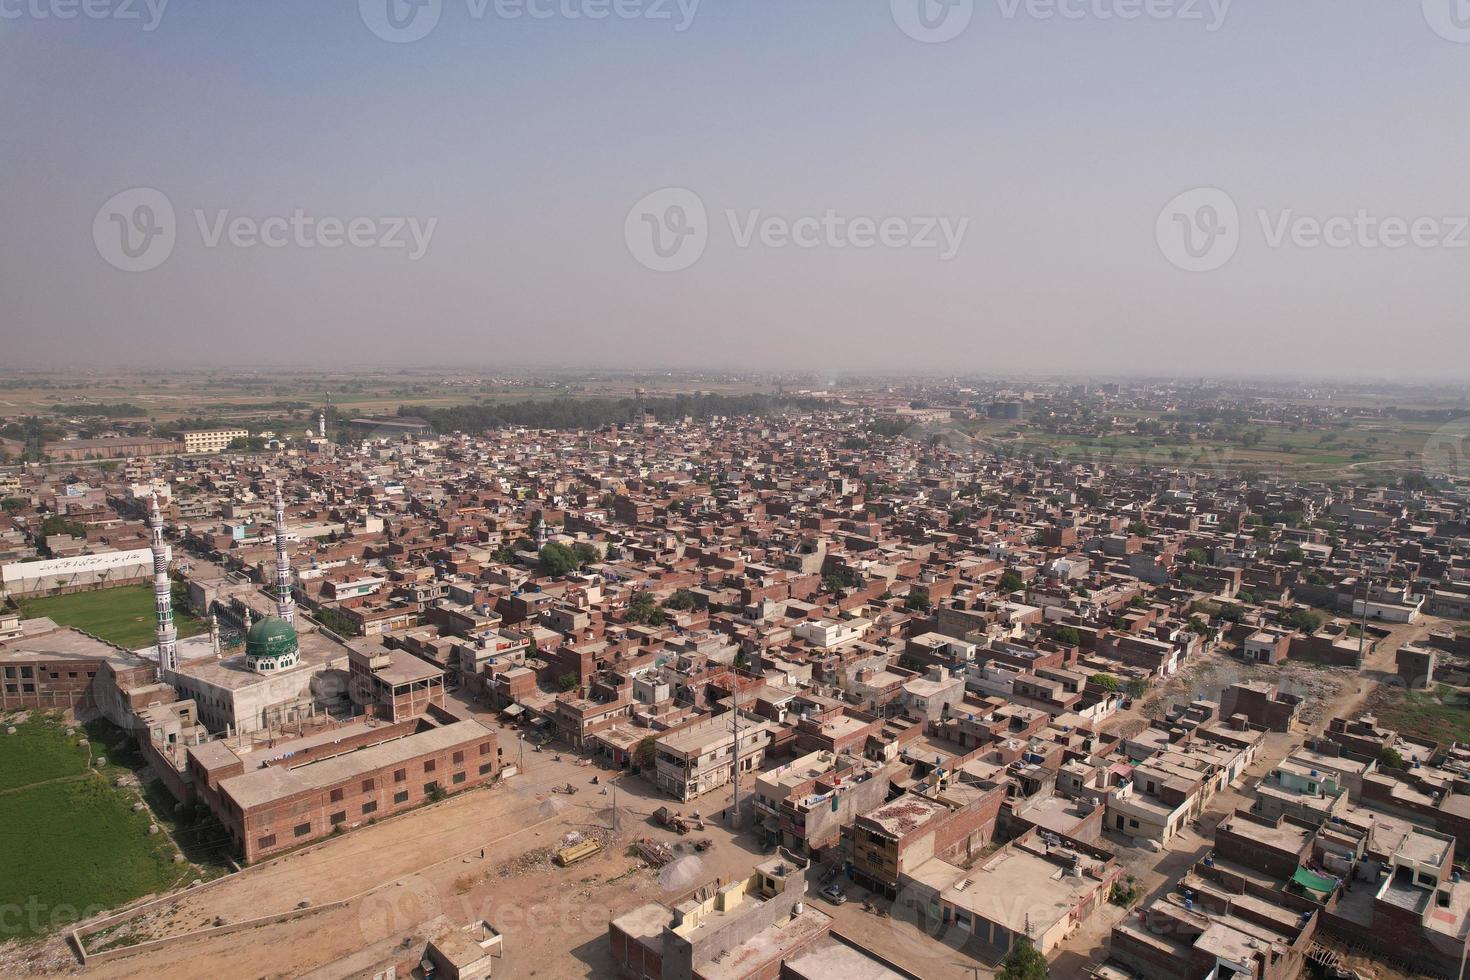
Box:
60, 745, 759, 980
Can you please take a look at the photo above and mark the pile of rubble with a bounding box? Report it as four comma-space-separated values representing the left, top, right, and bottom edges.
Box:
495, 846, 555, 878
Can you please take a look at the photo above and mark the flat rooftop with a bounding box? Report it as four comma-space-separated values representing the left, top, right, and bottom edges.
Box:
658, 711, 771, 754
219, 718, 490, 810
756, 751, 841, 793
1223, 815, 1311, 855
937, 847, 1106, 934
861, 793, 949, 839
174, 629, 349, 691
780, 934, 913, 980
0, 622, 138, 665
1289, 748, 1372, 778
1398, 827, 1452, 868
815, 714, 871, 740
696, 906, 833, 980
369, 648, 443, 686
1013, 793, 1095, 836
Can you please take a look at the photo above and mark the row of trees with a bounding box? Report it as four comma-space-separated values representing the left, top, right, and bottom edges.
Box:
400, 392, 831, 434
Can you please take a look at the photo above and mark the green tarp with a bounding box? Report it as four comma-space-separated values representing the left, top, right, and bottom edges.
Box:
1292, 866, 1337, 896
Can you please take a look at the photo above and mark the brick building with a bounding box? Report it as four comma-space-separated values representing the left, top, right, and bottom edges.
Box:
192, 717, 498, 863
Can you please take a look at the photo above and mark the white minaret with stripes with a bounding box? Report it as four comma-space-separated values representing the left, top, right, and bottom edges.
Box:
274, 483, 295, 626
148, 494, 178, 676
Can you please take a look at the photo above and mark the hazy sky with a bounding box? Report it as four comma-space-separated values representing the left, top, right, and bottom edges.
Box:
3, 0, 1469, 377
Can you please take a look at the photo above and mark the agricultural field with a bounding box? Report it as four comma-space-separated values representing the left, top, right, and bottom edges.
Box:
0, 713, 181, 941
16, 584, 204, 650
963, 417, 1440, 479
0, 369, 769, 425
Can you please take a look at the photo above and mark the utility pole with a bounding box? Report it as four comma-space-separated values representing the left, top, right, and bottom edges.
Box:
1356, 562, 1371, 670
730, 687, 743, 830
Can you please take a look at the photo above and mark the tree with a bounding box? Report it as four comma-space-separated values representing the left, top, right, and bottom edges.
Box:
626, 590, 667, 626
1090, 672, 1121, 692
316, 607, 360, 637
634, 736, 658, 770
997, 936, 1047, 980
1126, 677, 1149, 699
663, 589, 698, 611
998, 570, 1024, 593
556, 673, 578, 692
539, 541, 579, 576
1380, 746, 1406, 770
39, 516, 85, 543
571, 542, 600, 567
1184, 548, 1209, 566
904, 587, 931, 613
1053, 626, 1082, 647
1284, 607, 1323, 634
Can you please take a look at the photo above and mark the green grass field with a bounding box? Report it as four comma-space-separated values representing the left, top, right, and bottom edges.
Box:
17, 584, 204, 650
0, 709, 90, 792
0, 714, 180, 940
1369, 684, 1470, 746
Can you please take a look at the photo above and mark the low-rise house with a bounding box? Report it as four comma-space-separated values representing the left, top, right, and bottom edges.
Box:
901, 828, 1122, 959
609, 856, 830, 980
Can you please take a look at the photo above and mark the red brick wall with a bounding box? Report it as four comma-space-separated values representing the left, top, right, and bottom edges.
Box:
229, 729, 499, 863
609, 922, 662, 979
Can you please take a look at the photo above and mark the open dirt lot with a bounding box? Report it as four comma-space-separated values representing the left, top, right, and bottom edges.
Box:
5, 714, 980, 980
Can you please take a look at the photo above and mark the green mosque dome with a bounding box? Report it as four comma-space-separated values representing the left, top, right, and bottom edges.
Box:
245, 616, 299, 670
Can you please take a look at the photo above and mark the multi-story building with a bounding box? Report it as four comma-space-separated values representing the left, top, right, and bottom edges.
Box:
347, 644, 446, 723
182, 428, 250, 454
192, 717, 498, 864
849, 773, 1007, 898
751, 750, 892, 856
653, 710, 775, 802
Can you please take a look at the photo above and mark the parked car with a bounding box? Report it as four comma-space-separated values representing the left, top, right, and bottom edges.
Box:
819, 883, 847, 905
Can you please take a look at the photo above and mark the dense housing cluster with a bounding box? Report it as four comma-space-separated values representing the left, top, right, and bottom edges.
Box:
5, 382, 1470, 978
